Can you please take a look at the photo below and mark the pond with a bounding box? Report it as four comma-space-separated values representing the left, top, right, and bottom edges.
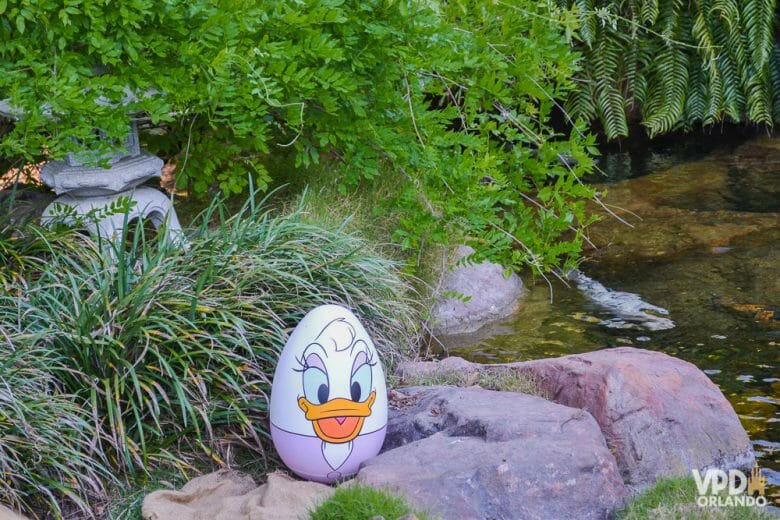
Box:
438, 131, 780, 502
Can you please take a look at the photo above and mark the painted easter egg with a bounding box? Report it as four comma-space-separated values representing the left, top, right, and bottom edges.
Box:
270, 304, 387, 483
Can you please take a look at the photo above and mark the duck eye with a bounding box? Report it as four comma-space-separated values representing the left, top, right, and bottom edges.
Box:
318, 383, 329, 404
303, 367, 329, 405
350, 363, 372, 402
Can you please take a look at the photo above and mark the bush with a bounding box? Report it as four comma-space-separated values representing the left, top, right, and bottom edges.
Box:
0, 0, 598, 276
0, 196, 419, 517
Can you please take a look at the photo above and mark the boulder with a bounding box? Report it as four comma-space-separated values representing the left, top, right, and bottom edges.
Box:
394, 356, 480, 383
517, 347, 755, 492
358, 386, 628, 520
430, 246, 525, 336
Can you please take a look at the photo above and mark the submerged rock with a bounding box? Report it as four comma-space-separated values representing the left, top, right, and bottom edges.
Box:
567, 269, 675, 330
358, 386, 628, 520
430, 246, 525, 336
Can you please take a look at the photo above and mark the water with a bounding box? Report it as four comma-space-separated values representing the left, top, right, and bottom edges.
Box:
438, 133, 780, 503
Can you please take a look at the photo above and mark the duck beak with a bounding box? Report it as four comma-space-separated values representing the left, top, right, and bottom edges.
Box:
298, 391, 376, 444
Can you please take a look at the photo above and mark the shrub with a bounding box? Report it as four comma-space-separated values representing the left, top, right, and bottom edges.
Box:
0, 0, 598, 276
0, 196, 419, 516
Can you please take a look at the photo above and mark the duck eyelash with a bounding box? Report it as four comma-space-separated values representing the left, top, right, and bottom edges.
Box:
293, 354, 307, 373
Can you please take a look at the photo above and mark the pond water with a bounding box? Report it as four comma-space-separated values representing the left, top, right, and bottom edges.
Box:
438, 132, 780, 502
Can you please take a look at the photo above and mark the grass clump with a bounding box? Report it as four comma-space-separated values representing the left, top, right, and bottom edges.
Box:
395, 367, 546, 398
0, 346, 115, 517
618, 477, 773, 520
0, 194, 420, 518
310, 484, 431, 520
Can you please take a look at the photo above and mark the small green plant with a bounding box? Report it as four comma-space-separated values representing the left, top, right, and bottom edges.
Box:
618, 477, 773, 520
310, 484, 431, 520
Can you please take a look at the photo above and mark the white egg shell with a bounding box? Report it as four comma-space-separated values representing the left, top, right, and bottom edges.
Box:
270, 304, 387, 483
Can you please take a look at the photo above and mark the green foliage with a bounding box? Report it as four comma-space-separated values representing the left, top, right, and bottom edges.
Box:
617, 477, 772, 520
564, 0, 780, 138
0, 197, 418, 517
310, 484, 432, 520
0, 0, 599, 275
0, 344, 115, 518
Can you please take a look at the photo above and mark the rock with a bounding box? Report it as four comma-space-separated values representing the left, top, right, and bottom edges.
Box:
430, 246, 525, 336
567, 269, 675, 331
394, 356, 479, 383
517, 347, 755, 491
358, 386, 627, 519
142, 470, 333, 520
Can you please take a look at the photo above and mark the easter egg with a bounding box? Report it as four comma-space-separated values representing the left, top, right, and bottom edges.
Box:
270, 304, 387, 483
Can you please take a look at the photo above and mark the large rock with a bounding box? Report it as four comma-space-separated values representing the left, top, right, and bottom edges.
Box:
357, 386, 627, 520
430, 246, 525, 336
518, 347, 755, 491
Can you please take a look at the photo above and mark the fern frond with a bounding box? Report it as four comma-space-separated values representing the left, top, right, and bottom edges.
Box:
576, 0, 597, 48
643, 46, 689, 135
771, 44, 780, 121
639, 0, 659, 25
565, 0, 780, 136
743, 0, 776, 68
746, 66, 773, 124
704, 64, 724, 123
593, 36, 628, 138
684, 61, 706, 125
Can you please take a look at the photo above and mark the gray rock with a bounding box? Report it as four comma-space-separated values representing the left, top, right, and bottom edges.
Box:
358, 386, 627, 520
430, 246, 524, 336
394, 356, 479, 383
517, 347, 755, 492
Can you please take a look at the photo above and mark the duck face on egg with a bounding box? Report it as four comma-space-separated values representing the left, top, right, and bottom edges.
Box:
270, 305, 387, 483
296, 332, 376, 444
